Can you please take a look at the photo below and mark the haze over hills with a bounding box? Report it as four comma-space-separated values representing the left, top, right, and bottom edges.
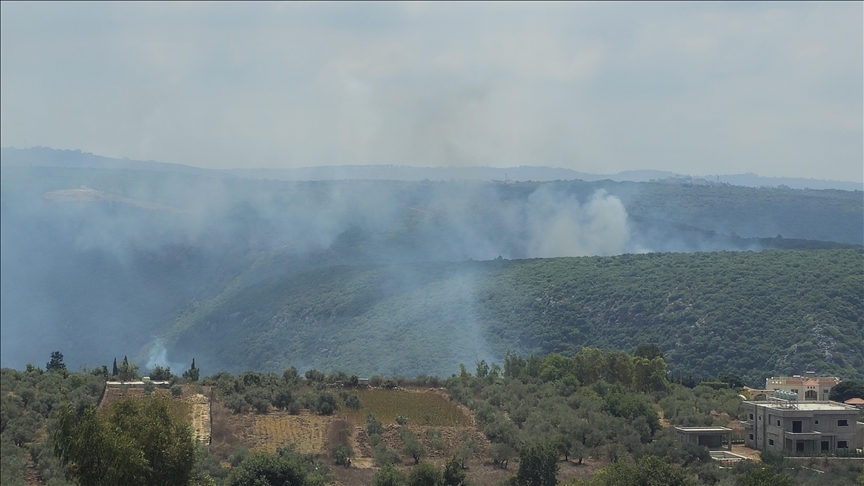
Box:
1, 146, 862, 385
3, 146, 862, 191
166, 249, 864, 386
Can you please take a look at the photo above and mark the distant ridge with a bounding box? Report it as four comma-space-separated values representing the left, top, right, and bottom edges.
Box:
0, 146, 212, 175
3, 146, 861, 191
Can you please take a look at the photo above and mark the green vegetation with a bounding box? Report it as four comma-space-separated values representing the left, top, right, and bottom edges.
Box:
830, 380, 864, 402
171, 249, 864, 385
4, 162, 862, 378
54, 398, 195, 486
448, 348, 864, 486
3, 349, 864, 485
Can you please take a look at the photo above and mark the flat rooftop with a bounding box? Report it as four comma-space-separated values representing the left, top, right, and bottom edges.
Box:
745, 400, 857, 411
675, 427, 732, 432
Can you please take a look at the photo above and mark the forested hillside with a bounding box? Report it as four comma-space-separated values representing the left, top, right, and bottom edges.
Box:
168, 249, 864, 385
4, 350, 863, 486
1, 160, 862, 374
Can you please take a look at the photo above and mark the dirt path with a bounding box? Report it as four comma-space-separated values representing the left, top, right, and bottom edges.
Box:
186, 394, 211, 444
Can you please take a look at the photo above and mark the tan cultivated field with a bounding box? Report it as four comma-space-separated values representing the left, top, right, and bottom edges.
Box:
227, 410, 336, 454
341, 388, 469, 426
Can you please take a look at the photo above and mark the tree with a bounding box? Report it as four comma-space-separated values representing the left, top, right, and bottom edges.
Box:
829, 380, 864, 402
633, 344, 664, 361
273, 387, 294, 410
150, 365, 172, 381
112, 358, 118, 377
743, 467, 793, 486
226, 451, 306, 486
182, 359, 199, 382
442, 456, 468, 486
317, 392, 338, 415
244, 389, 271, 413
46, 351, 66, 372
454, 437, 477, 469
54, 397, 195, 486
715, 372, 745, 389
345, 394, 362, 410
408, 462, 443, 486
489, 442, 516, 469
515, 442, 559, 486
117, 356, 139, 382
552, 435, 573, 462
332, 444, 353, 467
305, 369, 325, 383
401, 428, 426, 465
367, 413, 383, 436
589, 455, 694, 486
373, 463, 406, 486
632, 357, 668, 393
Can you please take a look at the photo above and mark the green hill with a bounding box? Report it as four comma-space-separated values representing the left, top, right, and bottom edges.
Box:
167, 249, 864, 385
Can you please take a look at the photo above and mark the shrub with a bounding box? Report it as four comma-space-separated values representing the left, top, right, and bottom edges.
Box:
372, 463, 405, 486
244, 389, 271, 413
407, 462, 442, 486
373, 445, 402, 467
345, 394, 362, 410
317, 392, 338, 416
225, 394, 248, 414
332, 444, 353, 467
367, 413, 383, 436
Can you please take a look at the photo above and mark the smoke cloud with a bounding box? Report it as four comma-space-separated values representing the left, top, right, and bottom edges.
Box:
527, 188, 629, 258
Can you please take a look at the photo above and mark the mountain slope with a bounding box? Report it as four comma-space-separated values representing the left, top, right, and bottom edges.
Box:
2, 162, 861, 371
166, 249, 864, 385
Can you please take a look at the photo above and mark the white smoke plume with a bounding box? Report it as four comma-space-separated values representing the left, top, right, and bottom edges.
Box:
527, 188, 629, 258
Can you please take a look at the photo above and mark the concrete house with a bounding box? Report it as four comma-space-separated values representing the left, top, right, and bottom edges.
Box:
741, 396, 863, 454
765, 374, 839, 401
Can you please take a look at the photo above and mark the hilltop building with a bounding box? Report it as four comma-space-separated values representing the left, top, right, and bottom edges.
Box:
741, 396, 864, 454
765, 373, 839, 401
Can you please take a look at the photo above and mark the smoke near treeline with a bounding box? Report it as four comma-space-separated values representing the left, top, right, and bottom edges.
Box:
1, 148, 861, 376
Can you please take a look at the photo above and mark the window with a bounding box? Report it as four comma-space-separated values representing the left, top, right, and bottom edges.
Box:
749, 413, 754, 420
805, 389, 817, 400
769, 439, 775, 446
792, 421, 802, 433
791, 389, 798, 393
815, 420, 819, 425
837, 441, 848, 449
838, 419, 849, 426
821, 441, 829, 452
749, 434, 754, 440
776, 420, 781, 426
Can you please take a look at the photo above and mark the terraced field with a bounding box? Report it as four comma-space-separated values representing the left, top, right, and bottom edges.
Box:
341, 388, 470, 427
228, 410, 336, 454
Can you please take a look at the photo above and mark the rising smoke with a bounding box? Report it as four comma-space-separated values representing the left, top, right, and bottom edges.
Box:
3, 156, 855, 375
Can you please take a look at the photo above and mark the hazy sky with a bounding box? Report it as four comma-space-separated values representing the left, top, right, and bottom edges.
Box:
1, 2, 861, 181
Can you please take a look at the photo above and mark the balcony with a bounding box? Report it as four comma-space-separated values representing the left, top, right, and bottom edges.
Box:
785, 431, 822, 439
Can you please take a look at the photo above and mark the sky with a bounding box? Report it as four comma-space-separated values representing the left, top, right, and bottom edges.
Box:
1, 2, 862, 181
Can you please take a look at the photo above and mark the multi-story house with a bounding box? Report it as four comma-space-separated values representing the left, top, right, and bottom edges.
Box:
765, 374, 839, 401
741, 397, 863, 454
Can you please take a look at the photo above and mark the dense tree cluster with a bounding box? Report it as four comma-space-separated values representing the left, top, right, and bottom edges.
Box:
169, 249, 864, 385
54, 398, 195, 486
3, 349, 864, 486
446, 349, 864, 486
